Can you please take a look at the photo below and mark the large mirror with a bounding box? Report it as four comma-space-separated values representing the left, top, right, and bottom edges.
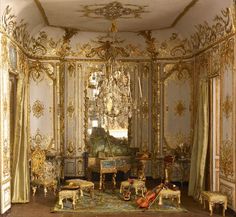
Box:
86, 63, 132, 157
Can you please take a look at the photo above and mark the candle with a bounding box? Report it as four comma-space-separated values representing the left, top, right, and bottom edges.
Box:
138, 76, 143, 98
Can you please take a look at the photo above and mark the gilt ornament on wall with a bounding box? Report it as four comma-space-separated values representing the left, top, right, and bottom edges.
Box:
174, 100, 186, 117
32, 100, 45, 118
67, 102, 75, 118
220, 139, 234, 178
222, 95, 232, 119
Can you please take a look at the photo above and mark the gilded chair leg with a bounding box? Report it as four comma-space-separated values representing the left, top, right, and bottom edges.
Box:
32, 186, 37, 196
44, 186, 48, 197
209, 202, 213, 216
53, 185, 57, 195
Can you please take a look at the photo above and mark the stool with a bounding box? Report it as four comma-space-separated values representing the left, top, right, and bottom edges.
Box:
58, 189, 79, 209
158, 189, 181, 207
200, 191, 227, 216
120, 179, 147, 197
66, 179, 94, 198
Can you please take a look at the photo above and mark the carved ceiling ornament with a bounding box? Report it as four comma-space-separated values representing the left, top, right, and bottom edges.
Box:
222, 95, 233, 119
1, 6, 234, 59
78, 1, 148, 20
32, 100, 45, 118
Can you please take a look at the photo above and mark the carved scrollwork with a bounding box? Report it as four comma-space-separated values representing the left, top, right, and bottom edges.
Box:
30, 61, 56, 83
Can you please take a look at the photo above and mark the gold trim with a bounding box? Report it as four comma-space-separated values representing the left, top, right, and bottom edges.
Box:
34, 0, 49, 26
171, 0, 199, 28
1, 178, 11, 185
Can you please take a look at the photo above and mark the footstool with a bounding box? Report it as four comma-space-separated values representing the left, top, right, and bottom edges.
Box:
158, 188, 181, 206
66, 179, 94, 198
58, 189, 79, 209
200, 191, 227, 216
120, 179, 147, 197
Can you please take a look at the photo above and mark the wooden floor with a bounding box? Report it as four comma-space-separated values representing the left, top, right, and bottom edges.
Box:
3, 180, 236, 217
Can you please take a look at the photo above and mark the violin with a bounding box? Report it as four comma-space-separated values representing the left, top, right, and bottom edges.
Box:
136, 183, 164, 209
123, 178, 134, 201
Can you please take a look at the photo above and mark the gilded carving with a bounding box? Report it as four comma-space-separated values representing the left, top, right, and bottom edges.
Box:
210, 45, 220, 78
220, 183, 233, 206
67, 101, 75, 118
68, 63, 76, 77
3, 139, 10, 178
86, 34, 129, 61
222, 95, 232, 119
174, 100, 186, 117
3, 97, 8, 115
220, 38, 234, 69
67, 141, 75, 156
141, 100, 149, 119
220, 139, 234, 178
1, 5, 234, 60
78, 1, 148, 20
30, 61, 56, 83
138, 30, 159, 60
56, 28, 78, 59
190, 8, 233, 51
32, 100, 44, 118
1, 35, 8, 65
31, 128, 44, 147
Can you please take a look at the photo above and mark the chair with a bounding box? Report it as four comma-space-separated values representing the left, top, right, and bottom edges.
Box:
31, 146, 58, 196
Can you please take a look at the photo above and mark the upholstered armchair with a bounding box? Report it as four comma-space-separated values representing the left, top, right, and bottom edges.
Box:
31, 147, 58, 196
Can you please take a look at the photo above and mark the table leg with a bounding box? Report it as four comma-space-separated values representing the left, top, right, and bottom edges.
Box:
112, 173, 116, 189
99, 173, 103, 190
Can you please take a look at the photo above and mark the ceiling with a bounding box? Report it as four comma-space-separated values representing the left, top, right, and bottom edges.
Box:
35, 0, 198, 32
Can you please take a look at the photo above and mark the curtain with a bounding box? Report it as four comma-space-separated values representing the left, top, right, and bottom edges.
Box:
11, 71, 30, 203
188, 79, 209, 200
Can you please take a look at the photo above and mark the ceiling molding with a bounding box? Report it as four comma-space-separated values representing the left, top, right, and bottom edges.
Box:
34, 0, 199, 32
34, 0, 49, 26
171, 0, 199, 27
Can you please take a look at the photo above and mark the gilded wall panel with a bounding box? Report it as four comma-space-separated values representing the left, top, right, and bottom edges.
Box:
220, 39, 235, 182
218, 36, 235, 210
29, 61, 59, 153
64, 62, 85, 176
0, 33, 11, 214
162, 62, 193, 151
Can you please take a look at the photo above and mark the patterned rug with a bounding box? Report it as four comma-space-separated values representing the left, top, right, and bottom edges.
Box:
52, 190, 187, 214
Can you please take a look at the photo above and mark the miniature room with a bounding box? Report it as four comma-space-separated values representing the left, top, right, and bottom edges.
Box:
0, 0, 236, 217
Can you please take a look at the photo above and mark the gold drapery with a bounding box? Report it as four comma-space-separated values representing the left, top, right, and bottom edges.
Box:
188, 79, 209, 200
11, 71, 30, 203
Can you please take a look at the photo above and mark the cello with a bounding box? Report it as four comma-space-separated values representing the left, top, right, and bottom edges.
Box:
136, 183, 165, 209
